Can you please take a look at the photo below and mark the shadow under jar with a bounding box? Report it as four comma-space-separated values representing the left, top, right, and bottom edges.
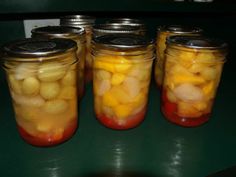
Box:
92, 34, 155, 130
31, 26, 86, 100
162, 36, 228, 127
2, 38, 79, 146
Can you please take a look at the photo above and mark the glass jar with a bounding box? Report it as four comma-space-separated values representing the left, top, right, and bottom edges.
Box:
92, 24, 146, 39
92, 34, 155, 130
2, 38, 79, 146
162, 36, 227, 127
154, 25, 202, 89
60, 15, 95, 83
31, 26, 86, 100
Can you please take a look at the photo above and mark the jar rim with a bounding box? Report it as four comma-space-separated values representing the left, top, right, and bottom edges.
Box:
1, 38, 77, 60
166, 35, 228, 50
92, 34, 154, 50
31, 26, 85, 38
157, 25, 203, 34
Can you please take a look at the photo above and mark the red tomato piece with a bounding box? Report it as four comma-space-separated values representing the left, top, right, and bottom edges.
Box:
18, 119, 77, 147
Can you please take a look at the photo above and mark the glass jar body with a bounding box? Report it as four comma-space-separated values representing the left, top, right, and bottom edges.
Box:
93, 49, 154, 130
162, 45, 226, 127
3, 52, 79, 146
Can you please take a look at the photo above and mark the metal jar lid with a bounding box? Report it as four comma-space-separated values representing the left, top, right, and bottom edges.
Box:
2, 38, 77, 59
92, 34, 154, 50
93, 24, 145, 36
166, 36, 228, 50
60, 15, 95, 26
158, 25, 203, 34
107, 18, 143, 25
31, 26, 85, 38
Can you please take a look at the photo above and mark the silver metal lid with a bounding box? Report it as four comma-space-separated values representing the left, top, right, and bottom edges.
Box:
2, 38, 77, 58
106, 22, 146, 29
158, 25, 203, 34
60, 15, 95, 26
166, 36, 228, 50
107, 18, 143, 24
93, 34, 154, 50
93, 24, 145, 35
31, 26, 85, 38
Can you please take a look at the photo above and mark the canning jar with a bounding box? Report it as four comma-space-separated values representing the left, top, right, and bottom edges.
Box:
2, 38, 79, 146
162, 36, 227, 127
31, 26, 86, 100
60, 15, 95, 83
154, 25, 202, 89
92, 24, 146, 39
92, 34, 155, 130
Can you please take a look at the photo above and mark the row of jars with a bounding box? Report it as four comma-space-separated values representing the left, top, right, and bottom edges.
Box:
1, 16, 228, 147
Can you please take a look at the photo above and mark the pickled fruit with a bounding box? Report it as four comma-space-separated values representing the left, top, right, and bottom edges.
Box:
162, 37, 226, 127
22, 77, 40, 95
6, 61, 78, 146
40, 82, 60, 100
38, 62, 66, 82
93, 54, 153, 129
154, 27, 202, 88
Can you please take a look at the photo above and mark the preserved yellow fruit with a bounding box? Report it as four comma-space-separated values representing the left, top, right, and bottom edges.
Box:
111, 73, 125, 85
166, 89, 177, 103
61, 70, 76, 86
114, 57, 132, 73
200, 66, 217, 81
114, 104, 133, 119
102, 90, 119, 107
110, 86, 133, 104
94, 79, 111, 96
162, 36, 227, 127
40, 82, 60, 100
14, 63, 38, 80
177, 101, 203, 118
102, 106, 115, 118
43, 99, 68, 114
154, 26, 202, 88
22, 76, 40, 95
11, 92, 45, 107
122, 76, 141, 98
8, 74, 22, 94
92, 34, 154, 129
95, 70, 111, 80
2, 38, 79, 146
38, 62, 66, 82
58, 86, 76, 100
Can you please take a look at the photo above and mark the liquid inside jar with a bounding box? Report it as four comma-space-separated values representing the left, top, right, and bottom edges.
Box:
3, 38, 79, 146
154, 26, 202, 89
92, 34, 154, 130
93, 54, 153, 129
6, 60, 78, 146
162, 40, 226, 127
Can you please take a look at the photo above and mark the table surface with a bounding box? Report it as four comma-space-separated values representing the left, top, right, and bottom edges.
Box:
0, 51, 236, 177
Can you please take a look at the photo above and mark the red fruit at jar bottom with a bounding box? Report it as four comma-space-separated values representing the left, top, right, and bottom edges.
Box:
18, 119, 78, 147
161, 89, 210, 127
96, 107, 147, 130
161, 106, 210, 127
